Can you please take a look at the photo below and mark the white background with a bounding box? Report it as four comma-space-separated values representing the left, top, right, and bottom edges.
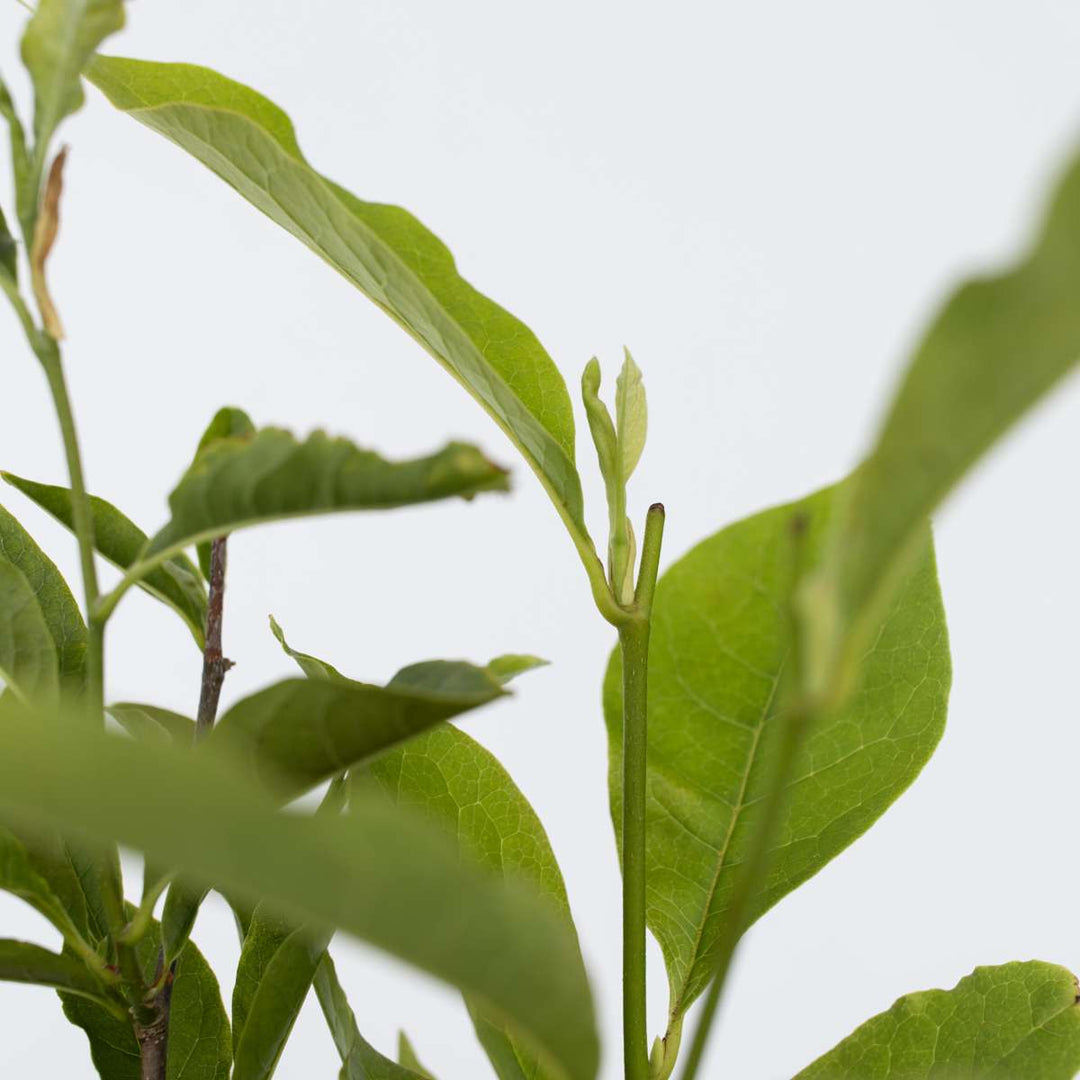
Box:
1, 2, 1079, 1077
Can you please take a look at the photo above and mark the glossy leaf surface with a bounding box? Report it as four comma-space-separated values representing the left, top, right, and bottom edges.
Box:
796, 962, 1080, 1079
3, 473, 207, 647
0, 718, 599, 1080
88, 57, 586, 538
605, 485, 950, 1027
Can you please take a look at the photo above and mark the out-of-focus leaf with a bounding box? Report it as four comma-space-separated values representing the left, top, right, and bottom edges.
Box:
20, 0, 125, 149
397, 1034, 434, 1078
604, 484, 950, 1033
0, 717, 599, 1080
108, 702, 195, 745
803, 147, 1080, 703
0, 824, 87, 944
88, 57, 586, 547
0, 500, 86, 694
0, 938, 112, 1003
0, 74, 29, 242
193, 406, 256, 576
3, 473, 207, 648
161, 881, 209, 966
0, 560, 58, 704
140, 429, 508, 566
795, 962, 1080, 1079
231, 904, 331, 1080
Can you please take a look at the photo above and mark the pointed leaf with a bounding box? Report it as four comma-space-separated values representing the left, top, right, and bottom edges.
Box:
804, 146, 1080, 702
615, 348, 646, 482
604, 484, 950, 1029
0, 824, 85, 941
0, 717, 599, 1080
795, 962, 1080, 1079
0, 938, 111, 1002
0, 559, 58, 704
143, 429, 508, 564
0, 500, 86, 694
397, 1033, 434, 1078
20, 0, 125, 147
88, 57, 586, 542
3, 472, 207, 648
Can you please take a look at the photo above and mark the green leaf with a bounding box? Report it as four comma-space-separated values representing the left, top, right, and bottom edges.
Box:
62, 923, 230, 1080
0, 938, 112, 1003
0, 74, 31, 239
361, 724, 578, 1080
193, 406, 256, 577
141, 429, 508, 566
232, 904, 332, 1080
397, 1033, 434, 1078
0, 559, 59, 704
0, 824, 86, 943
161, 881, 209, 965
87, 56, 586, 544
615, 348, 647, 482
20, 0, 125, 148
0, 500, 86, 694
604, 484, 950, 1030
108, 702, 195, 745
803, 147, 1080, 704
795, 962, 1080, 1079
314, 954, 426, 1080
0, 717, 598, 1080
3, 472, 207, 648
217, 620, 529, 800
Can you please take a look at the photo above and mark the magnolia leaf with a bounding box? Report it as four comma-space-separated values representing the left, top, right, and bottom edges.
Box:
0, 718, 599, 1080
615, 348, 647, 482
605, 484, 950, 1032
0, 499, 86, 694
88, 57, 587, 548
0, 824, 86, 944
0, 560, 59, 704
143, 429, 508, 565
3, 472, 207, 648
21, 0, 125, 149
0, 939, 112, 1004
108, 702, 195, 745
804, 146, 1080, 704
397, 1034, 434, 1078
232, 904, 332, 1080
795, 962, 1080, 1079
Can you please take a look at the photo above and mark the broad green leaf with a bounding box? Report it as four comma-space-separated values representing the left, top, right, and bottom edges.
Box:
0, 500, 86, 694
795, 961, 1080, 1079
218, 619, 530, 799
3, 473, 207, 648
62, 921, 230, 1080
193, 406, 256, 577
0, 824, 87, 944
0, 717, 599, 1080
362, 724, 577, 1080
20, 0, 125, 148
397, 1034, 434, 1078
108, 701, 195, 745
314, 954, 426, 1080
0, 559, 58, 704
0, 938, 112, 1003
142, 429, 508, 564
232, 904, 332, 1080
88, 57, 586, 542
615, 348, 647, 482
804, 147, 1080, 702
604, 484, 950, 1030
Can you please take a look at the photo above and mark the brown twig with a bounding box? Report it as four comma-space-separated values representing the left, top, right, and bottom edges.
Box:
195, 537, 234, 739
134, 969, 174, 1080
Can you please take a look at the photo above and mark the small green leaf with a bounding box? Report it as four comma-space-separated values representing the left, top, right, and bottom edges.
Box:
88, 57, 587, 550
161, 880, 209, 965
108, 702, 195, 745
795, 962, 1080, 1079
193, 406, 256, 577
0, 500, 86, 694
581, 358, 619, 490
804, 146, 1080, 704
3, 473, 207, 648
0, 717, 599, 1080
604, 484, 950, 1031
142, 429, 508, 567
0, 559, 59, 704
0, 938, 111, 1003
397, 1033, 434, 1078
232, 904, 332, 1080
20, 0, 125, 149
615, 348, 647, 482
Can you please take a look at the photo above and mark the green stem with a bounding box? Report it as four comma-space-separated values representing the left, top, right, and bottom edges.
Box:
621, 503, 665, 1080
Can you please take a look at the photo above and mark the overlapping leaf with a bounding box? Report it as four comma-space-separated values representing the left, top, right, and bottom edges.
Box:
0, 559, 58, 704
0, 939, 112, 1004
0, 717, 599, 1080
796, 962, 1080, 1079
604, 485, 950, 1032
3, 473, 207, 647
87, 57, 586, 541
